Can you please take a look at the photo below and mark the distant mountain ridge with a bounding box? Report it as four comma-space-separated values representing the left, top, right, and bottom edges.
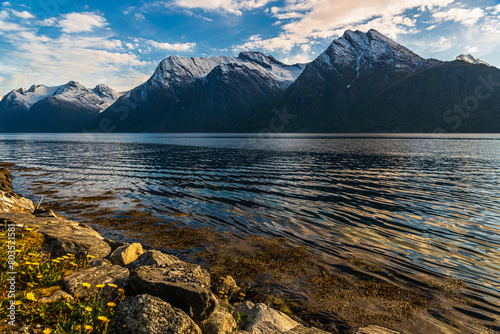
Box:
0, 82, 120, 132
1, 30, 499, 133
90, 51, 305, 132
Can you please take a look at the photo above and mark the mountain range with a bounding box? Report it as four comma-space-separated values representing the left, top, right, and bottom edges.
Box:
1, 29, 499, 133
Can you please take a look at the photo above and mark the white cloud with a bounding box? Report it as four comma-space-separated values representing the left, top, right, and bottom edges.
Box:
166, 0, 275, 15
432, 7, 485, 26
11, 10, 34, 19
134, 13, 146, 21
233, 0, 454, 53
147, 39, 196, 52
1, 2, 11, 6
57, 12, 108, 33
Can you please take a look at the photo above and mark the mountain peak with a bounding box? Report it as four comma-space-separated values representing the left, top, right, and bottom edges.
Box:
456, 54, 491, 67
318, 29, 425, 74
238, 51, 284, 69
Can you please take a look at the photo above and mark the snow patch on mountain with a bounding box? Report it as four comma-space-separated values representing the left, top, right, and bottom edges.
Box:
456, 54, 491, 67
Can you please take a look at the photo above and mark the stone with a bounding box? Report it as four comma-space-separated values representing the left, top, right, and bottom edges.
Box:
104, 238, 130, 253
0, 213, 111, 260
63, 265, 129, 298
126, 250, 183, 271
285, 325, 332, 334
108, 243, 144, 266
37, 290, 74, 304
115, 294, 201, 334
89, 258, 112, 266
130, 264, 217, 322
213, 275, 241, 301
42, 222, 112, 260
235, 301, 299, 334
200, 310, 237, 334
355, 326, 400, 334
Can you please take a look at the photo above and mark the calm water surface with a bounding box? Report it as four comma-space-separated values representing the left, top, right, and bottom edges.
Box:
1, 133, 500, 311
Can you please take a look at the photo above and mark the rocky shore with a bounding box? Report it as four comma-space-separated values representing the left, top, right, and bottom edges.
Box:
0, 166, 402, 334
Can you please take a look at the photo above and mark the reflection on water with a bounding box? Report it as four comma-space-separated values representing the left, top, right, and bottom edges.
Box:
1, 133, 500, 312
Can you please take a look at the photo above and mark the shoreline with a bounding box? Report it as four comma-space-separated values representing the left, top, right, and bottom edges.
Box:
1, 163, 498, 333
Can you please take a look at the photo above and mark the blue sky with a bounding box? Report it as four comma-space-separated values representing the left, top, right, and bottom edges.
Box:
0, 0, 499, 95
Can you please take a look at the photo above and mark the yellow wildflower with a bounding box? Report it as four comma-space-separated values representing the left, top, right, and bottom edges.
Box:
82, 282, 92, 289
70, 262, 77, 267
25, 227, 34, 231
107, 283, 118, 288
86, 255, 95, 259
84, 325, 93, 331
43, 329, 53, 334
32, 262, 40, 266
85, 306, 93, 312
15, 249, 22, 253
51, 259, 60, 263
66, 253, 75, 257
118, 288, 125, 294
37, 274, 43, 279
62, 256, 70, 260
107, 302, 116, 307
95, 284, 105, 288
28, 252, 37, 256
26, 292, 37, 302
98, 316, 110, 323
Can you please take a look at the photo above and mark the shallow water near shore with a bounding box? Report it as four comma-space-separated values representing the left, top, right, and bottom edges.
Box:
1, 133, 500, 331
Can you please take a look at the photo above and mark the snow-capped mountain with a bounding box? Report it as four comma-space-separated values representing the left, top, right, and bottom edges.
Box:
0, 82, 119, 132
456, 54, 492, 67
244, 29, 500, 133
91, 52, 305, 132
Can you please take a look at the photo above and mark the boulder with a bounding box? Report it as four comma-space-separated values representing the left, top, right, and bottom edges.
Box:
235, 301, 298, 334
104, 238, 130, 253
127, 250, 183, 271
130, 264, 217, 322
200, 310, 237, 334
355, 326, 400, 334
42, 222, 112, 260
37, 290, 74, 304
108, 243, 144, 266
115, 294, 202, 334
63, 265, 129, 298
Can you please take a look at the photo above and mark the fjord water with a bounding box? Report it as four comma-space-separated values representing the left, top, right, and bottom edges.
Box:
1, 134, 500, 308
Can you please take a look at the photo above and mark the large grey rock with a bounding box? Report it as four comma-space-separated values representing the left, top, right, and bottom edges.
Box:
0, 213, 111, 260
127, 250, 183, 271
355, 326, 400, 334
115, 294, 202, 334
285, 325, 332, 334
130, 264, 217, 322
235, 301, 298, 334
108, 243, 144, 266
200, 310, 237, 334
63, 265, 129, 298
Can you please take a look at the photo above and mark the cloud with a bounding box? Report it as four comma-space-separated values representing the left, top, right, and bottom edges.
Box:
165, 0, 275, 15
1, 2, 11, 6
134, 13, 146, 21
232, 0, 454, 54
432, 7, 485, 26
57, 12, 108, 33
147, 39, 196, 51
11, 10, 34, 19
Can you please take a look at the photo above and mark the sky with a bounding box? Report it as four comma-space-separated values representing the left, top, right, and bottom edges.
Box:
0, 0, 499, 95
